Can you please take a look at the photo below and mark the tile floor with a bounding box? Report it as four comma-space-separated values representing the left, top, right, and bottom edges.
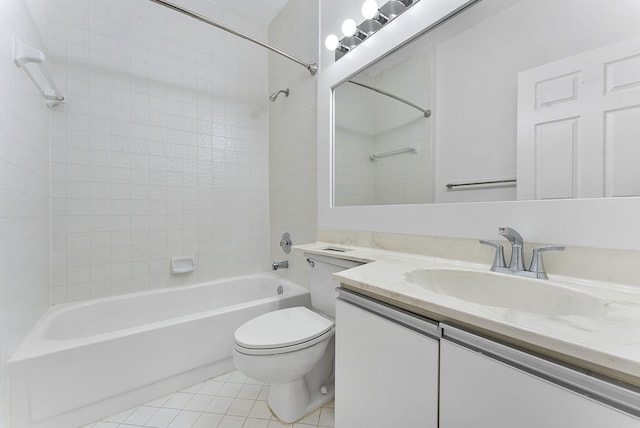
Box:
82, 370, 334, 428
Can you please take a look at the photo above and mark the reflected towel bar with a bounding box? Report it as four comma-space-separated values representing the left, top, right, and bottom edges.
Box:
446, 178, 517, 189
370, 145, 418, 161
13, 36, 65, 107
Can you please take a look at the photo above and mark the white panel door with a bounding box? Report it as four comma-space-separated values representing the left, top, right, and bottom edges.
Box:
517, 36, 640, 199
440, 339, 640, 428
335, 299, 439, 428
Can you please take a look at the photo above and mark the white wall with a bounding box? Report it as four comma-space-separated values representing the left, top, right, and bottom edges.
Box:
0, 0, 51, 424
268, 0, 319, 286
318, 0, 640, 251
48, 0, 271, 303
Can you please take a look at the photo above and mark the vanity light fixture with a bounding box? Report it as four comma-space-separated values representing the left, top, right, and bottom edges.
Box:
362, 0, 389, 24
342, 19, 358, 37
342, 18, 369, 40
327, 0, 422, 60
325, 34, 350, 53
361, 0, 378, 18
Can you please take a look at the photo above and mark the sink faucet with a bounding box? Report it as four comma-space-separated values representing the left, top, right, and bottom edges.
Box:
480, 227, 564, 279
499, 227, 525, 271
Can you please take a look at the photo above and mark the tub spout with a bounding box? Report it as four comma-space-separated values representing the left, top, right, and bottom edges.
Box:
272, 261, 289, 271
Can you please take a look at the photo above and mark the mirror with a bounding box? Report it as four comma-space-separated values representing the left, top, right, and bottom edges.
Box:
333, 0, 640, 206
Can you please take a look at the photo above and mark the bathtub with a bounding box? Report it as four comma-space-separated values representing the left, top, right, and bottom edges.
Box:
9, 273, 311, 428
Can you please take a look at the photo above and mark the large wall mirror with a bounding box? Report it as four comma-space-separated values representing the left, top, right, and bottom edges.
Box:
333, 0, 640, 207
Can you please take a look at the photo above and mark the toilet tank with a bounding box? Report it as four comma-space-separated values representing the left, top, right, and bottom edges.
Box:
304, 252, 363, 319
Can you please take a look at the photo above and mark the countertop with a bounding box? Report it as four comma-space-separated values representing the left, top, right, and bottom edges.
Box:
296, 242, 640, 387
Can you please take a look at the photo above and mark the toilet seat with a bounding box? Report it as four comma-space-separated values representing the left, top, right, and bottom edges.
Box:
234, 307, 334, 356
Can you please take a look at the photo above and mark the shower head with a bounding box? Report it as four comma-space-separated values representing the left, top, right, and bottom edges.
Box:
269, 88, 290, 102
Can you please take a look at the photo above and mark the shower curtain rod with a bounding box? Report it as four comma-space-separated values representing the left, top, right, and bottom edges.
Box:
348, 80, 432, 118
148, 0, 318, 75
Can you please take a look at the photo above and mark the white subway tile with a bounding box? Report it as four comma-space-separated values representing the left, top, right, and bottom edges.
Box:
45, 0, 271, 304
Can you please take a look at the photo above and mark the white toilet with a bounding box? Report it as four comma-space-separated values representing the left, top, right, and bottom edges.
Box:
233, 253, 361, 423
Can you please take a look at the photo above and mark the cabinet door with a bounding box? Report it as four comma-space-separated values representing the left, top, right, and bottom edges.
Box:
440, 339, 640, 428
335, 299, 439, 428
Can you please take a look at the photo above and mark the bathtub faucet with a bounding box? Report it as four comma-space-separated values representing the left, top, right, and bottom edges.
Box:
272, 261, 289, 271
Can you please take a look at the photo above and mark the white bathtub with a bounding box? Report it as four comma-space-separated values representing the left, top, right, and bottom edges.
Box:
9, 273, 311, 428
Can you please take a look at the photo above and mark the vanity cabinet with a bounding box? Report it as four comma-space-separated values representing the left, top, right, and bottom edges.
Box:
440, 324, 640, 428
335, 288, 640, 428
335, 289, 440, 428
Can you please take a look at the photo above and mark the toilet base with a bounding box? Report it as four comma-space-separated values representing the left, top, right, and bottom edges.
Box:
268, 338, 335, 423
269, 377, 334, 423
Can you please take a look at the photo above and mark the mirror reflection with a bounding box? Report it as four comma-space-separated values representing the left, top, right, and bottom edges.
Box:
333, 0, 640, 206
334, 47, 434, 206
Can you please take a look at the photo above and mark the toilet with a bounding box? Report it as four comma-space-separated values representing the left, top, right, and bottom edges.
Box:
233, 253, 362, 423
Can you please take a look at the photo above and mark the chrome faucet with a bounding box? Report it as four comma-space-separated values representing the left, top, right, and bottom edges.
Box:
272, 261, 289, 271
499, 227, 525, 271
480, 227, 564, 279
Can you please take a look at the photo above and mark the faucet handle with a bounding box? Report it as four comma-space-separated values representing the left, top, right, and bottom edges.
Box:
479, 240, 507, 270
529, 246, 565, 279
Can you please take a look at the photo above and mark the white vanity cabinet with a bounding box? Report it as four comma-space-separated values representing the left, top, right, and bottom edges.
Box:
335, 289, 440, 428
440, 324, 640, 428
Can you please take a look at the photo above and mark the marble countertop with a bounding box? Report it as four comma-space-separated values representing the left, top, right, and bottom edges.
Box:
296, 242, 640, 386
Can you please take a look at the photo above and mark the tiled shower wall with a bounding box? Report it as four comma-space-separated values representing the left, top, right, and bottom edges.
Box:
268, 0, 318, 287
49, 0, 270, 303
0, 0, 51, 423
334, 80, 376, 206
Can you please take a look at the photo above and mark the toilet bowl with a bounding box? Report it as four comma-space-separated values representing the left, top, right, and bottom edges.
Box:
233, 306, 335, 422
232, 253, 362, 423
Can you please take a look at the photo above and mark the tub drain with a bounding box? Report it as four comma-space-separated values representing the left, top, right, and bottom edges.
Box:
277, 285, 284, 295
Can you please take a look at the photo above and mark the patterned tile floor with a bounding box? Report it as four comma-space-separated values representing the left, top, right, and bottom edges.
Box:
83, 370, 334, 428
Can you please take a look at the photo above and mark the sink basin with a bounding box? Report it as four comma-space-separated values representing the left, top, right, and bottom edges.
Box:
404, 268, 608, 317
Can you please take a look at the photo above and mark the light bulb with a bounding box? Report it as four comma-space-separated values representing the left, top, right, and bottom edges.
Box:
325, 34, 340, 51
341, 19, 358, 37
362, 0, 379, 19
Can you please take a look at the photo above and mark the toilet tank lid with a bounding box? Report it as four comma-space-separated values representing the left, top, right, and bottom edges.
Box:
234, 307, 334, 349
